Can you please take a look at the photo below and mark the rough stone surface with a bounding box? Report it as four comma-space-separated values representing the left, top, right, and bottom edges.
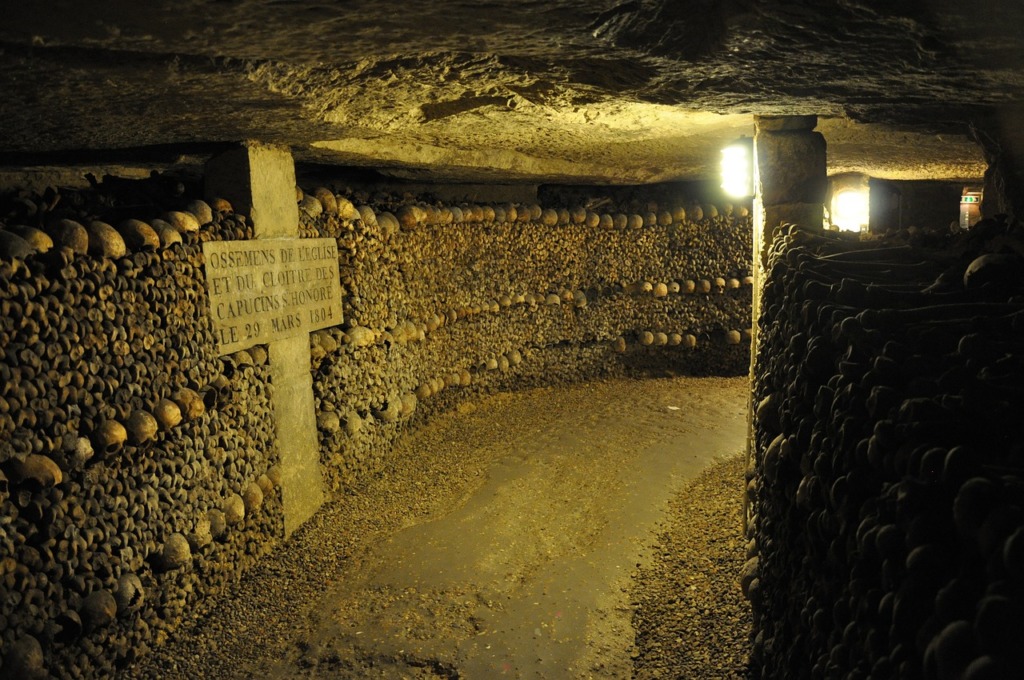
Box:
755, 115, 818, 133
763, 203, 826, 234
205, 143, 299, 232
755, 132, 828, 205
0, 1, 1014, 183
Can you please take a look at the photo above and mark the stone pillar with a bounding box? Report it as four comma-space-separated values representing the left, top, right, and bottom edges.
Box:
753, 115, 827, 263
205, 141, 325, 537
745, 116, 826, 528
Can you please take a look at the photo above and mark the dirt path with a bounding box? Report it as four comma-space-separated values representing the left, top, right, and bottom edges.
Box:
131, 376, 748, 679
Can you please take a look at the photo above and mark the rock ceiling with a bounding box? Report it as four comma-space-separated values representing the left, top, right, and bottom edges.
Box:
1, 0, 1022, 185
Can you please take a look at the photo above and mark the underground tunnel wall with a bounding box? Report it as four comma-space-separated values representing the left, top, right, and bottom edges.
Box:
747, 220, 1024, 678
0, 170, 752, 677
299, 189, 754, 493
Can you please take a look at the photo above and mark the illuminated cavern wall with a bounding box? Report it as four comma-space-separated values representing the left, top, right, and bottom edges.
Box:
0, 173, 751, 677
299, 191, 753, 492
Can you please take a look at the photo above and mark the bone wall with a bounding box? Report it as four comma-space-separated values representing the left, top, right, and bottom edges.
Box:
297, 189, 753, 493
0, 186, 282, 679
0, 172, 752, 677
747, 220, 1024, 678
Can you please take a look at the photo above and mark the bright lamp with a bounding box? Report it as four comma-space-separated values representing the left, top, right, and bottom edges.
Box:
721, 138, 753, 198
832, 188, 870, 232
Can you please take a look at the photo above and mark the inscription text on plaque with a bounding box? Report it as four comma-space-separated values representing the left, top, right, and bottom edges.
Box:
203, 237, 343, 355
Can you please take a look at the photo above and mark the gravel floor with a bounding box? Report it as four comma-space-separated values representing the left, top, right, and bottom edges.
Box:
631, 455, 753, 679
127, 377, 751, 679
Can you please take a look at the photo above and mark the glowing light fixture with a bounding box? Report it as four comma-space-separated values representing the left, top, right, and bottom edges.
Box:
827, 180, 868, 233
831, 187, 870, 232
720, 137, 753, 198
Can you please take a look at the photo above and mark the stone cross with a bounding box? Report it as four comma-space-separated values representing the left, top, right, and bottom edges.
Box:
204, 141, 332, 537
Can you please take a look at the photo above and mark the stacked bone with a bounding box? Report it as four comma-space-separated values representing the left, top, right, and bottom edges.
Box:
298, 187, 752, 492
0, 184, 282, 679
747, 220, 1024, 679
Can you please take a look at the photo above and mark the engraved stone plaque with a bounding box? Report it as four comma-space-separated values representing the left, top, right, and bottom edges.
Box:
202, 238, 343, 355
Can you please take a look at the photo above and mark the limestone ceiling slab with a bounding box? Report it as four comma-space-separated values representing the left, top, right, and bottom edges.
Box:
0, 1, 1017, 183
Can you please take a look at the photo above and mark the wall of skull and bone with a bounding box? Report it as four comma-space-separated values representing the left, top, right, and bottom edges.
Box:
0, 172, 751, 677
746, 218, 1024, 679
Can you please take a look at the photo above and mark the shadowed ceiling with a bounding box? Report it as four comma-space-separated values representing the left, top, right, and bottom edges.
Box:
1, 0, 1021, 184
